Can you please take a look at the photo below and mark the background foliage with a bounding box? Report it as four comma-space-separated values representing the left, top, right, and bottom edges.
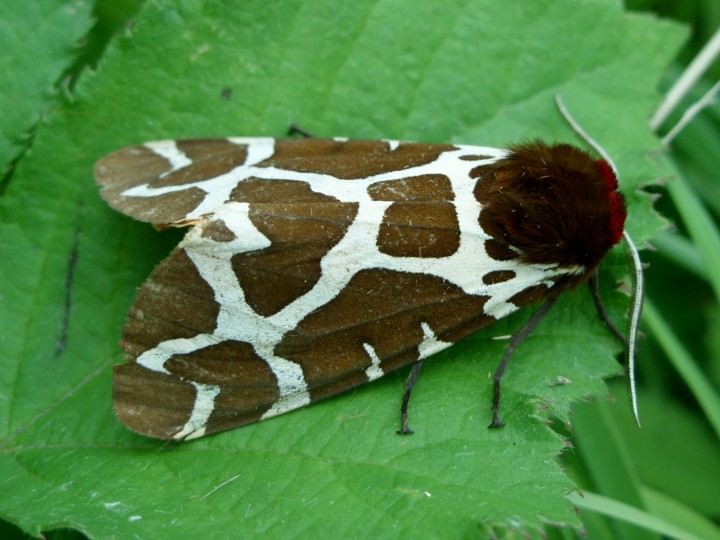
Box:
0, 0, 718, 538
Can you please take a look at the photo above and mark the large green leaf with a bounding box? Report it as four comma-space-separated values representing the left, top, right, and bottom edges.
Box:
0, 0, 685, 537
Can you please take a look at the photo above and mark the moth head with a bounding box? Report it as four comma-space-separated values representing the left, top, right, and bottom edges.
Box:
474, 141, 627, 279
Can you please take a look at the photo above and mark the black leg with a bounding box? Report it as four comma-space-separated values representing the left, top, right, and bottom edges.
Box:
489, 296, 558, 428
397, 359, 424, 435
588, 272, 625, 345
288, 124, 314, 138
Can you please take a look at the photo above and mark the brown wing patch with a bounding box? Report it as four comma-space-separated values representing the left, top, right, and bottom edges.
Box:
230, 178, 337, 203
113, 188, 208, 226
377, 201, 460, 258
164, 341, 281, 435
205, 386, 278, 435
155, 140, 247, 186
165, 340, 277, 387
460, 154, 494, 161
95, 145, 170, 192
368, 174, 454, 201
176, 139, 245, 161
509, 284, 556, 307
275, 269, 492, 402
482, 270, 516, 285
120, 249, 221, 359
200, 219, 236, 242
113, 364, 197, 440
262, 140, 456, 179
232, 200, 359, 316
369, 175, 459, 258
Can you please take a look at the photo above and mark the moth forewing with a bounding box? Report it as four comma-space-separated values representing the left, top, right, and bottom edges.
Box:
97, 136, 631, 440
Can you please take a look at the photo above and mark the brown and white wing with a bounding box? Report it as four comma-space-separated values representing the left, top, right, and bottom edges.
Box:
101, 138, 571, 439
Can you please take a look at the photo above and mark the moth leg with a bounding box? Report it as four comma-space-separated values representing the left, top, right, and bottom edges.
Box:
489, 296, 558, 428
588, 272, 625, 345
288, 124, 315, 138
397, 359, 424, 435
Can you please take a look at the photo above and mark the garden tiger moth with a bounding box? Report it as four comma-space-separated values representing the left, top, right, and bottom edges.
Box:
95, 98, 643, 440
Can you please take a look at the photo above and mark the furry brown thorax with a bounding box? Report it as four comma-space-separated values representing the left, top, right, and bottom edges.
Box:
473, 141, 627, 278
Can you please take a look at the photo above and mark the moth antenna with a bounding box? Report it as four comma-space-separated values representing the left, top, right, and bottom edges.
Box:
623, 231, 644, 428
556, 93, 644, 427
555, 94, 619, 175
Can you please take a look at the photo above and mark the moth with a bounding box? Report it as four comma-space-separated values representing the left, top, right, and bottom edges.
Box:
95, 105, 643, 440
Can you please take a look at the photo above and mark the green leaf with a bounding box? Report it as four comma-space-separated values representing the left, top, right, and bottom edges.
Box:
0, 0, 685, 537
0, 0, 93, 174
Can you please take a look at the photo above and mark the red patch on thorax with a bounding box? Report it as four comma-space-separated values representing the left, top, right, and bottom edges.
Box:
596, 159, 626, 245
